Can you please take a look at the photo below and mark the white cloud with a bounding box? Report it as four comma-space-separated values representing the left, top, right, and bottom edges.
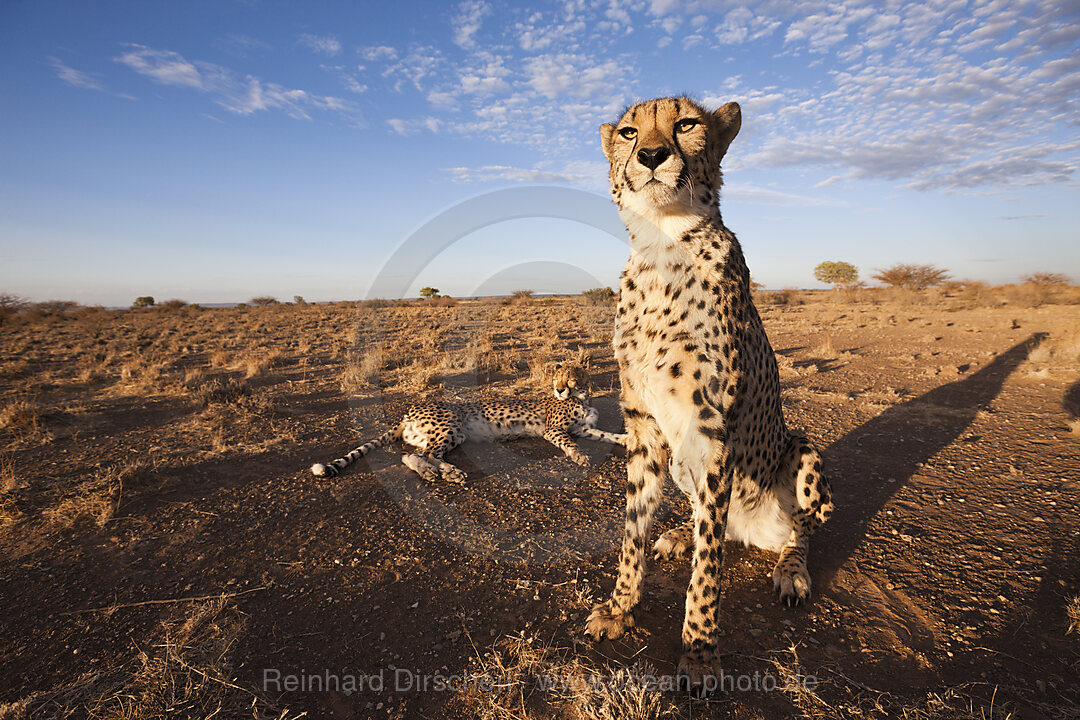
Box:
445, 159, 609, 189
298, 34, 341, 57
360, 45, 397, 62
715, 8, 780, 45
115, 44, 358, 121
48, 57, 102, 90
524, 53, 629, 100
388, 117, 441, 135
115, 45, 202, 88
452, 0, 491, 49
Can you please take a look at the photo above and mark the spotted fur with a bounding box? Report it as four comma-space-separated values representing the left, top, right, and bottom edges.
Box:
582, 97, 834, 696
310, 361, 625, 482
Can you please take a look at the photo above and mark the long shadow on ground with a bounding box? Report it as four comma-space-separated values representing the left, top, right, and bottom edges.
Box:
816, 332, 1047, 589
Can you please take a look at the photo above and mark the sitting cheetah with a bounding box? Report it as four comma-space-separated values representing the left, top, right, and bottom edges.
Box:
311, 359, 625, 482
583, 97, 833, 695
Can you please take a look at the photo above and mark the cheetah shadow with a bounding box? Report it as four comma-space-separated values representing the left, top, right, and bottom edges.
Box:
815, 331, 1047, 591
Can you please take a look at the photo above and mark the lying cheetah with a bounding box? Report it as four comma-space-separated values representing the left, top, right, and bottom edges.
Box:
583, 97, 833, 695
311, 360, 625, 482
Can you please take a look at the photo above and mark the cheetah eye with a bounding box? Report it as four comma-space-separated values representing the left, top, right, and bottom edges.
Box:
675, 119, 699, 134
618, 127, 637, 140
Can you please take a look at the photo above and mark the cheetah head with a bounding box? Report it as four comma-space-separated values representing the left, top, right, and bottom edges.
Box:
601, 96, 741, 217
552, 362, 590, 401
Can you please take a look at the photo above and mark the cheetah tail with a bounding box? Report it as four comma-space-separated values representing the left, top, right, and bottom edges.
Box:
310, 424, 403, 478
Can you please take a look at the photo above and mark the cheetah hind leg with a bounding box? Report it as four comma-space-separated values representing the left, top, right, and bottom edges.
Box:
652, 521, 694, 560
772, 434, 833, 607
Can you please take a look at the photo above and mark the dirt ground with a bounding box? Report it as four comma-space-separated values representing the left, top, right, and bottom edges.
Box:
1, 290, 1078, 719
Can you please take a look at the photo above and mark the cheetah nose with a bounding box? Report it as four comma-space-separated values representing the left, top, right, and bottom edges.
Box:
636, 146, 671, 170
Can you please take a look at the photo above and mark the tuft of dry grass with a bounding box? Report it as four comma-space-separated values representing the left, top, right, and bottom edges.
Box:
240, 348, 285, 378
193, 377, 251, 408
0, 399, 44, 438
42, 461, 150, 529
1067, 596, 1080, 635
456, 632, 677, 720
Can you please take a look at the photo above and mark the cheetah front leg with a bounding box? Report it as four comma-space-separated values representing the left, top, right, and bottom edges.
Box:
670, 433, 734, 698
772, 434, 833, 606
543, 428, 590, 466
584, 408, 668, 640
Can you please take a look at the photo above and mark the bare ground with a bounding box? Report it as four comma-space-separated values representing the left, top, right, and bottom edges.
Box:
1, 291, 1078, 719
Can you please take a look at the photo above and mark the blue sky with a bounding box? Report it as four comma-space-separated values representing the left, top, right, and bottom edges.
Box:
1, 0, 1077, 304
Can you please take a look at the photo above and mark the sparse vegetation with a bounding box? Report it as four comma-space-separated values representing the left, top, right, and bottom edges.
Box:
132, 295, 155, 308
581, 286, 617, 305
1, 291, 1078, 719
249, 296, 278, 306
873, 263, 951, 290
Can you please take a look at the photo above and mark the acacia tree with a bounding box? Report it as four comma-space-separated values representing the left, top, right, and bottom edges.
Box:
1023, 272, 1070, 286
132, 296, 155, 308
419, 286, 441, 299
872, 263, 951, 290
813, 261, 859, 290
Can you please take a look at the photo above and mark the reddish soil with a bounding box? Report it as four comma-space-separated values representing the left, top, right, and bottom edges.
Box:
1, 297, 1078, 718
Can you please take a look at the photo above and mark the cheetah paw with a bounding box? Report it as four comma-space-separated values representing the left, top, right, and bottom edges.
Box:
441, 466, 467, 484
653, 526, 693, 560
772, 562, 812, 608
677, 646, 720, 698
584, 600, 633, 641
570, 451, 590, 467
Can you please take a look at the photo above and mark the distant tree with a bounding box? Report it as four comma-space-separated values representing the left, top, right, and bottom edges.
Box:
581, 287, 616, 305
873, 263, 951, 290
158, 299, 187, 311
0, 293, 27, 325
512, 289, 534, 301
35, 300, 80, 315
750, 279, 765, 292
293, 295, 306, 305
419, 287, 441, 299
1023, 272, 1070, 286
133, 296, 155, 308
250, 296, 278, 306
813, 261, 859, 290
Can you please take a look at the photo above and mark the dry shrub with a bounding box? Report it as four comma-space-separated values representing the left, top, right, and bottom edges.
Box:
193, 377, 251, 408
1067, 596, 1080, 635
762, 289, 803, 306
456, 633, 676, 720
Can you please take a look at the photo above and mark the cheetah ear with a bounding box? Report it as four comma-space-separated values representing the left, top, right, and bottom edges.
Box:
600, 123, 615, 161
707, 102, 741, 165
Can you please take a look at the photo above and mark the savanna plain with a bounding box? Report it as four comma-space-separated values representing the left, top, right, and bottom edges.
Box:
1, 282, 1078, 720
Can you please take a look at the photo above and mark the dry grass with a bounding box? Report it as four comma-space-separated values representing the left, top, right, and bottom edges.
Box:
41, 461, 150, 529
765, 644, 1016, 719
455, 632, 677, 720
12, 597, 299, 719
1067, 596, 1080, 635
239, 348, 285, 378
0, 399, 44, 438
192, 377, 251, 408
